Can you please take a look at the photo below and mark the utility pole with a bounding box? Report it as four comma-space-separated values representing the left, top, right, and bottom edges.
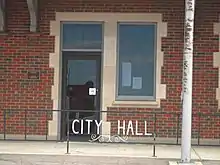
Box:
181, 0, 195, 163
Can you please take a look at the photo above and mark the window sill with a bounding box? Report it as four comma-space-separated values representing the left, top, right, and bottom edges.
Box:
111, 100, 160, 108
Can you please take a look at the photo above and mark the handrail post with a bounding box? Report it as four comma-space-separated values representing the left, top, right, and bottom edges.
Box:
46, 110, 48, 141
66, 109, 70, 154
197, 113, 201, 145
65, 95, 70, 154
176, 113, 180, 144
24, 109, 27, 140
152, 132, 156, 157
3, 109, 6, 140
152, 113, 157, 157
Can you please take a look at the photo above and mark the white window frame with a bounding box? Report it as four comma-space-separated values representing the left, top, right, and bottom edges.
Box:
115, 22, 157, 101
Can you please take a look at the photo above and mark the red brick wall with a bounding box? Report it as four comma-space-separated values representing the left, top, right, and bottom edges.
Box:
0, 0, 54, 135
0, 0, 220, 139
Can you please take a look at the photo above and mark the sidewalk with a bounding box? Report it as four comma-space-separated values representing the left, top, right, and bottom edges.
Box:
0, 141, 219, 161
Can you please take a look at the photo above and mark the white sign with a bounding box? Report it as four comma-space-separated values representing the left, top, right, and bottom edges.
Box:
132, 77, 142, 89
89, 88, 96, 95
122, 62, 132, 87
71, 119, 152, 136
117, 120, 152, 136
72, 119, 102, 134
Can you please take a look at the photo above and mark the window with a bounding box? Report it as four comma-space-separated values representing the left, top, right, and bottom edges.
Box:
62, 23, 102, 50
116, 23, 156, 100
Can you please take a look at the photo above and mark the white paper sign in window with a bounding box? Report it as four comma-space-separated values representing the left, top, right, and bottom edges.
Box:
122, 62, 131, 87
132, 77, 142, 89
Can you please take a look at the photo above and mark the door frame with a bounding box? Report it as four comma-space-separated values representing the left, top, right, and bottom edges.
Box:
60, 51, 102, 140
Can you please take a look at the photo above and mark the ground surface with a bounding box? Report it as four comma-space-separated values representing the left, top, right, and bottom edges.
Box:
0, 155, 220, 165
0, 155, 168, 165
0, 141, 219, 165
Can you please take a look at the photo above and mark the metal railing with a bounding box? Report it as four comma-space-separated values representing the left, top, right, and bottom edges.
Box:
0, 109, 220, 155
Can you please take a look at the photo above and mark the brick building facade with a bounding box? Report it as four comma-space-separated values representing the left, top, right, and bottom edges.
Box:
0, 0, 220, 143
